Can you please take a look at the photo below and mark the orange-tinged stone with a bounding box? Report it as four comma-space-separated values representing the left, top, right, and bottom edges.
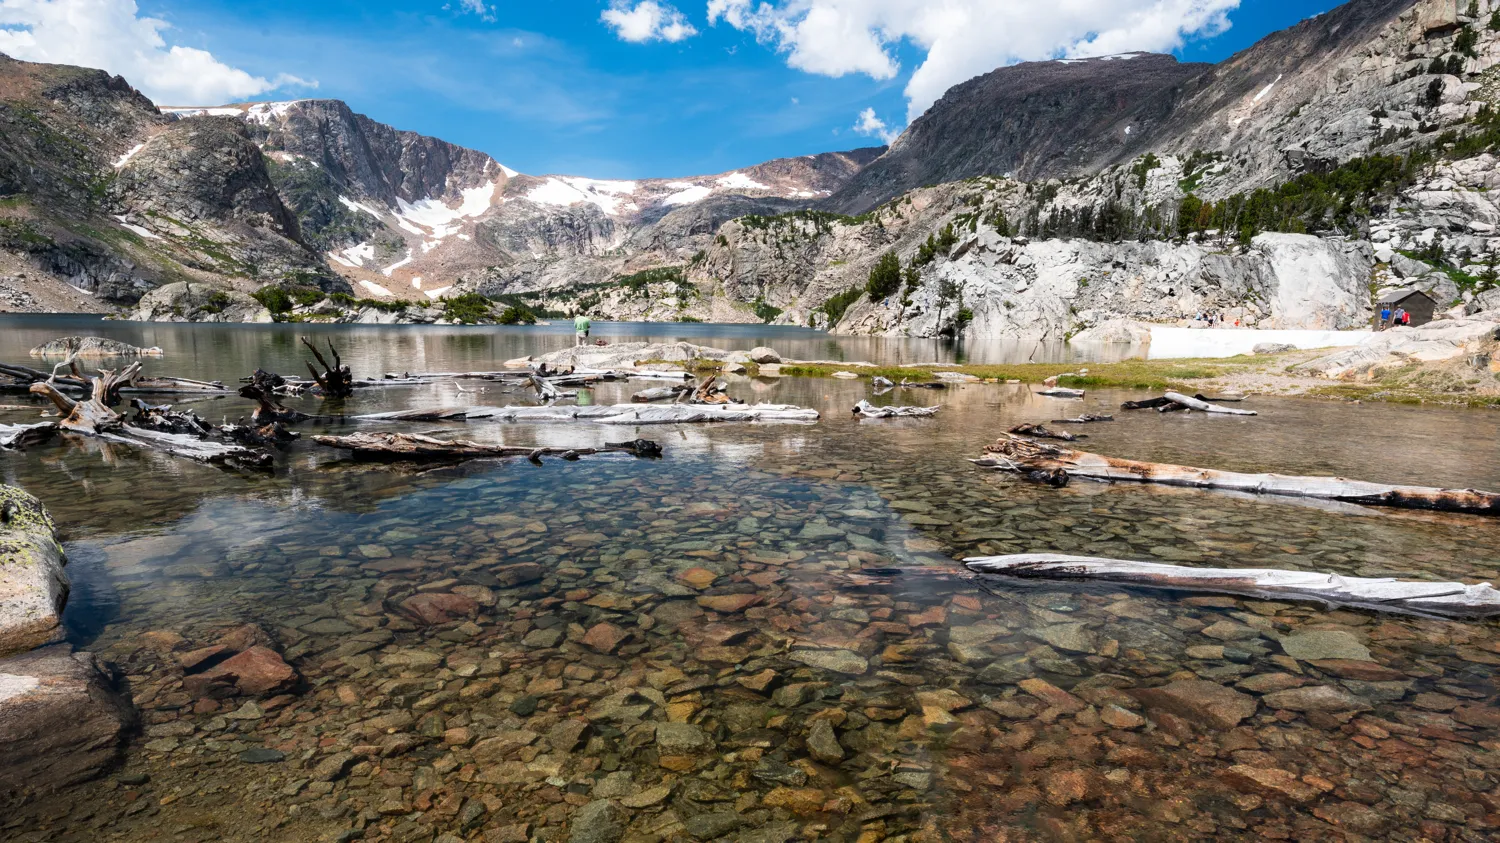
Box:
677, 568, 718, 589
762, 787, 827, 815
696, 594, 762, 613
658, 755, 697, 772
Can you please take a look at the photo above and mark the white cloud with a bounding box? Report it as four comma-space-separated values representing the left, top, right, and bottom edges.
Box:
602, 1, 699, 43
451, 0, 497, 22
707, 0, 1238, 122
0, 0, 314, 105
853, 107, 895, 144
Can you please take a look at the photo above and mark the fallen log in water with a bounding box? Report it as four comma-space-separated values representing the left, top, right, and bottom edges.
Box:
313, 432, 663, 463
1164, 391, 1256, 416
852, 401, 939, 419
1051, 414, 1113, 424
963, 554, 1500, 619
357, 403, 820, 425
1035, 387, 1085, 399
1121, 397, 1175, 411
632, 385, 691, 403
28, 369, 272, 469
972, 434, 1500, 516
0, 422, 58, 450
1009, 423, 1084, 441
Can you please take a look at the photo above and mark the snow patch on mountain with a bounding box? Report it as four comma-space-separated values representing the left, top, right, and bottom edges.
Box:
359, 280, 394, 298
527, 177, 640, 215
113, 143, 146, 169
715, 172, 769, 191
663, 185, 714, 206
339, 196, 381, 218
382, 249, 414, 277
329, 242, 376, 268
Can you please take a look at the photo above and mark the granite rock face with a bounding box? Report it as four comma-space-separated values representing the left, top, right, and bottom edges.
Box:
0, 645, 134, 804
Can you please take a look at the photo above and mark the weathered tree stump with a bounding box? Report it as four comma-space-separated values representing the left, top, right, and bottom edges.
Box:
301, 339, 353, 399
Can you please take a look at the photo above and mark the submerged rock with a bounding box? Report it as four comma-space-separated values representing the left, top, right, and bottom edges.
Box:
1131, 679, 1258, 730
0, 645, 134, 802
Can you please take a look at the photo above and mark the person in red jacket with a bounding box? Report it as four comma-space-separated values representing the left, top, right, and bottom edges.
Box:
1402, 309, 1411, 326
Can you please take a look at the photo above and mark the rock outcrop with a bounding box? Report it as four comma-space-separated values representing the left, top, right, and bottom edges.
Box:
0, 485, 134, 805
126, 282, 272, 323
0, 644, 135, 804
29, 337, 163, 357
0, 486, 68, 656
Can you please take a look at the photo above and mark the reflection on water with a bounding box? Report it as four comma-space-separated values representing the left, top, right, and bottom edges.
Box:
4, 320, 1500, 842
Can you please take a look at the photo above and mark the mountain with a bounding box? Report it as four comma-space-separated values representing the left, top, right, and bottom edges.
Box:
159, 99, 881, 303
827, 0, 1426, 213
2, 0, 1497, 335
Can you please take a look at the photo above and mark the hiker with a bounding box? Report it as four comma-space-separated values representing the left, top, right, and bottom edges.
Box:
1401, 308, 1411, 326
1392, 307, 1405, 328
1380, 305, 1391, 329
574, 312, 592, 346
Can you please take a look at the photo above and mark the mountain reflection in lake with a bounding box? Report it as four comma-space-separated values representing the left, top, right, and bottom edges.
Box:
4, 318, 1500, 843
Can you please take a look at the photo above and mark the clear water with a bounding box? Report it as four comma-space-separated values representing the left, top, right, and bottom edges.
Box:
5, 319, 1500, 842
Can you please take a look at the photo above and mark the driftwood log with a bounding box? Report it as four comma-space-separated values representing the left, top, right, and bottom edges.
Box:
1051, 414, 1113, 424
358, 403, 820, 425
28, 370, 271, 468
302, 338, 353, 398
313, 432, 662, 463
1035, 387, 1085, 399
964, 554, 1500, 619
973, 434, 1500, 516
1164, 392, 1256, 416
0, 422, 58, 450
1009, 423, 1084, 441
852, 401, 939, 418
129, 399, 213, 437
632, 385, 691, 403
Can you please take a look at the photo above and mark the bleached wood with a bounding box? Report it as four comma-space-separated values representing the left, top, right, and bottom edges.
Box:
852, 401, 939, 418
357, 403, 820, 425
312, 432, 660, 461
973, 434, 1500, 516
1164, 391, 1257, 415
964, 554, 1500, 619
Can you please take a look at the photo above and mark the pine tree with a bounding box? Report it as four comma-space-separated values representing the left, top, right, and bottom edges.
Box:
865, 251, 902, 300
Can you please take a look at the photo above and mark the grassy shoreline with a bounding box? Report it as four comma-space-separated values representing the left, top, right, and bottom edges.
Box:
658, 353, 1500, 409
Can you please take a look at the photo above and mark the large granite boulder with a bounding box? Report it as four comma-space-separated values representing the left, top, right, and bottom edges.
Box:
0, 485, 68, 657
126, 281, 272, 324
0, 644, 134, 803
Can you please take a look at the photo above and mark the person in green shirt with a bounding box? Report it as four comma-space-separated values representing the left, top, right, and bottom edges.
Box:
574, 313, 592, 346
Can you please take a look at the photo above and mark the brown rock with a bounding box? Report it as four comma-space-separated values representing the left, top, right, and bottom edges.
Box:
1100, 705, 1145, 729
582, 622, 629, 654
762, 787, 826, 815
676, 568, 717, 589
1262, 685, 1372, 713
399, 593, 479, 626
1310, 660, 1406, 681
1220, 765, 1319, 803
737, 669, 779, 693
177, 645, 230, 672
189, 646, 298, 697
1132, 680, 1257, 730
1042, 768, 1095, 806
0, 645, 134, 802
695, 594, 762, 614
217, 623, 275, 652
1017, 679, 1086, 713
1235, 673, 1307, 694
494, 563, 545, 587
139, 631, 186, 654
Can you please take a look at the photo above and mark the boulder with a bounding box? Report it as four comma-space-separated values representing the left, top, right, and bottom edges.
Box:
126, 282, 272, 324
28, 337, 163, 358
1253, 342, 1296, 355
0, 485, 69, 657
747, 346, 782, 364
0, 644, 134, 802
182, 645, 298, 697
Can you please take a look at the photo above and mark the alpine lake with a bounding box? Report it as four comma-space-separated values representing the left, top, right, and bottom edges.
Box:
5, 315, 1500, 843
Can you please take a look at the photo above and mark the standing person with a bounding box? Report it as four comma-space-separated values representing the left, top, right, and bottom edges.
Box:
1401, 308, 1411, 326
1380, 305, 1391, 329
574, 312, 592, 346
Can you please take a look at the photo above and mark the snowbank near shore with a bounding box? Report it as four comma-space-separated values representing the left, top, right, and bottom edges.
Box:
1144, 327, 1374, 360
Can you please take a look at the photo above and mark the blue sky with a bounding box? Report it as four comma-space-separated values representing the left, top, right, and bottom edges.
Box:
4, 0, 1347, 179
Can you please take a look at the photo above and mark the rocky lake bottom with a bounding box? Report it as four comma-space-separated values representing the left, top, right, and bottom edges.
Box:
3, 320, 1500, 843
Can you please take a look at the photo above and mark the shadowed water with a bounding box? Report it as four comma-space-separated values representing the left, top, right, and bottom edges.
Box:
4, 320, 1500, 843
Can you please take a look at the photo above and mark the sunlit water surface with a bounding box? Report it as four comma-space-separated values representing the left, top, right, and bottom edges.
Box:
4, 317, 1500, 843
